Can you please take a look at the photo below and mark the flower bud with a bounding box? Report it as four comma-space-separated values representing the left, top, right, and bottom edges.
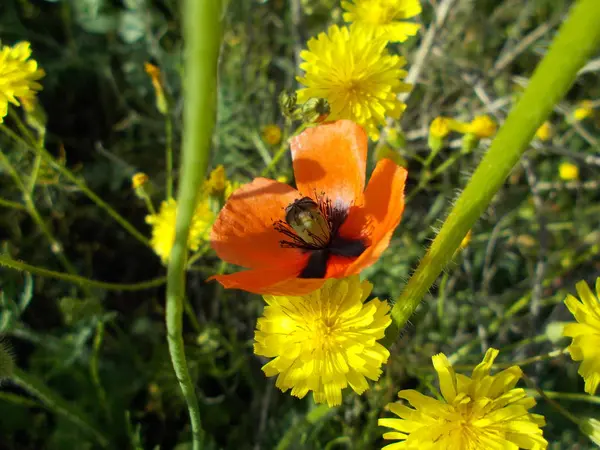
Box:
301, 98, 330, 124
279, 90, 298, 119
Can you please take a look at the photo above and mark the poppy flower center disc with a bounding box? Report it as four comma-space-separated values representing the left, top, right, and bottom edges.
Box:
274, 195, 366, 278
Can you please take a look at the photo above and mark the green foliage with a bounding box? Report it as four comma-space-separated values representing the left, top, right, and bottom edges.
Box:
0, 0, 599, 449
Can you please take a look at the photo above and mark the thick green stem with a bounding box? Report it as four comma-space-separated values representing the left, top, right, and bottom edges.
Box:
389, 0, 600, 337
165, 1, 223, 449
166, 115, 174, 199
0, 255, 166, 291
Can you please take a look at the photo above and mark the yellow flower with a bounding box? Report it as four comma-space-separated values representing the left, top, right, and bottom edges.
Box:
563, 278, 600, 395
573, 100, 594, 121
535, 121, 553, 141
379, 348, 547, 449
297, 25, 410, 140
0, 42, 45, 122
145, 198, 213, 263
262, 124, 282, 146
429, 117, 451, 139
132, 172, 149, 189
254, 276, 391, 407
559, 162, 579, 181
466, 115, 497, 138
342, 0, 421, 42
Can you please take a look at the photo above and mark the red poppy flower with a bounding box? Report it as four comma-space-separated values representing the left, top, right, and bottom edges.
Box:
209, 120, 407, 295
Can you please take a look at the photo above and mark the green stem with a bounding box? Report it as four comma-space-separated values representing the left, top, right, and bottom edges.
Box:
448, 239, 598, 363
0, 148, 80, 284
0, 255, 166, 291
0, 197, 25, 210
275, 404, 335, 450
166, 114, 174, 199
446, 348, 567, 371
165, 1, 223, 449
521, 373, 581, 426
260, 122, 306, 177
525, 389, 600, 406
0, 123, 150, 248
11, 368, 109, 447
388, 0, 600, 338
27, 153, 42, 193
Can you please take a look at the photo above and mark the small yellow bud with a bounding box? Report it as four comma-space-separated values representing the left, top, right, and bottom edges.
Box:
276, 175, 289, 184
466, 115, 497, 139
558, 162, 579, 181
573, 100, 594, 121
429, 117, 451, 139
300, 98, 330, 124
205, 165, 228, 195
262, 124, 282, 146
460, 230, 472, 250
144, 62, 168, 115
535, 121, 552, 141
132, 172, 149, 189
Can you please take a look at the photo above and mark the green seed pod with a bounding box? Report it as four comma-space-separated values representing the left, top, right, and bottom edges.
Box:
285, 197, 330, 246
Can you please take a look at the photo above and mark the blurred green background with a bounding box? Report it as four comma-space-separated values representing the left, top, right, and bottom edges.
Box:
0, 0, 599, 448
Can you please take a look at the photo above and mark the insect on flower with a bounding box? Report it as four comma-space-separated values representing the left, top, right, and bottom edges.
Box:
209, 120, 407, 295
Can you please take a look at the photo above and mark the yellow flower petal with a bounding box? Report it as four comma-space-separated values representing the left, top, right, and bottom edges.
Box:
563, 277, 600, 395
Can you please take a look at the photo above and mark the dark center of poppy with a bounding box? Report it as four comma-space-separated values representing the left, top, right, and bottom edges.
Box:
274, 195, 366, 279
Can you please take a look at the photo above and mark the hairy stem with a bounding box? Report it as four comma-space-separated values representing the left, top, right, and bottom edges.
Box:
388, 0, 600, 338
165, 1, 223, 449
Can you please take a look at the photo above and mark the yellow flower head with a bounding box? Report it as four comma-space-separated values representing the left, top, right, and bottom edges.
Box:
0, 42, 45, 122
573, 100, 594, 121
466, 115, 497, 138
254, 276, 391, 407
559, 162, 579, 181
342, 0, 421, 42
297, 25, 410, 140
262, 124, 282, 146
535, 121, 553, 141
379, 348, 547, 450
429, 117, 451, 139
563, 278, 600, 395
145, 198, 214, 263
132, 172, 149, 189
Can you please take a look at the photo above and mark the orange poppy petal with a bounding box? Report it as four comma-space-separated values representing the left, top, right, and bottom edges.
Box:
290, 120, 368, 206
338, 158, 407, 275
211, 177, 304, 269
209, 263, 325, 296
